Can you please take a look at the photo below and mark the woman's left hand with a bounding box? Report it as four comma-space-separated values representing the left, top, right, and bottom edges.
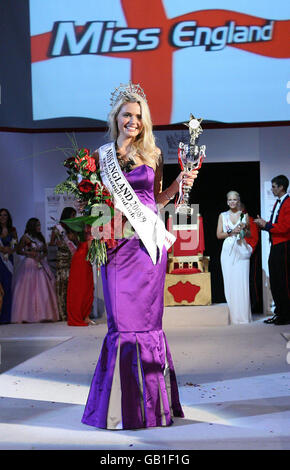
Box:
232, 226, 242, 234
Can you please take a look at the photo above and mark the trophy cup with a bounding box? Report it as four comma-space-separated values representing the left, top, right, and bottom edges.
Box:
176, 114, 206, 215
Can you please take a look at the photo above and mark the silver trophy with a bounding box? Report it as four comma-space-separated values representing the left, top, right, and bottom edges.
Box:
176, 114, 206, 215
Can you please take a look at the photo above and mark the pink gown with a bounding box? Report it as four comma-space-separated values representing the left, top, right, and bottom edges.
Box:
11, 237, 59, 323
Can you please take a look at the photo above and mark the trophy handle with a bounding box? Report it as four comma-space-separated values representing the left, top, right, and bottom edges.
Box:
191, 145, 206, 170
178, 143, 187, 171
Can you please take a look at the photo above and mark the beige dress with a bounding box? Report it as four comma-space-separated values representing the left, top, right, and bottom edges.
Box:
53, 225, 77, 321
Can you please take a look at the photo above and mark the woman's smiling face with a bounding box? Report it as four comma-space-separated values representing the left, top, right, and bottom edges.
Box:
227, 194, 240, 210
116, 102, 143, 140
0, 211, 8, 226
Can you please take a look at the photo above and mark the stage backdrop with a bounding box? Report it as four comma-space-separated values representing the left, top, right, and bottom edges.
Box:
0, 0, 289, 128
0, 125, 288, 315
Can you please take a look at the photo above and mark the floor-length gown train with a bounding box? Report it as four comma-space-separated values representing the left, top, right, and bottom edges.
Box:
11, 239, 59, 323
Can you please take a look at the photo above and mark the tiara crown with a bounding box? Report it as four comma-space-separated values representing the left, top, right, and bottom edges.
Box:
110, 81, 147, 107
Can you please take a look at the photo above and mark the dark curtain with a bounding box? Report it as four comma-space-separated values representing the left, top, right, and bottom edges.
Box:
163, 161, 263, 311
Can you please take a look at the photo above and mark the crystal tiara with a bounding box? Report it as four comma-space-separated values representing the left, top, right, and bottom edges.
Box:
110, 81, 147, 107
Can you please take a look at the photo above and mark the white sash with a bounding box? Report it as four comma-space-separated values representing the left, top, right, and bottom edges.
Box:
0, 238, 14, 274
99, 142, 175, 265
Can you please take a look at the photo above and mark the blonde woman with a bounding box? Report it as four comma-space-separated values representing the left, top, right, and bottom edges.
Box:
216, 191, 252, 324
81, 83, 198, 430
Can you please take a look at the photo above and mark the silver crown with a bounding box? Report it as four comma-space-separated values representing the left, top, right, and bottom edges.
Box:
110, 81, 147, 107
47, 195, 60, 202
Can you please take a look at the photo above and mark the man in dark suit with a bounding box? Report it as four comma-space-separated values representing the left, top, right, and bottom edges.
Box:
255, 175, 290, 325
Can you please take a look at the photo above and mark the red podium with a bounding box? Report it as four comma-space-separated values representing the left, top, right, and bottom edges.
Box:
165, 214, 211, 306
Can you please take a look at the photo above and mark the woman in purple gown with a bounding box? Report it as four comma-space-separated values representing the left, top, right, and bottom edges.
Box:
82, 83, 197, 430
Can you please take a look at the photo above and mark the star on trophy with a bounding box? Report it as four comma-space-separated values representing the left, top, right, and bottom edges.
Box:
176, 114, 206, 215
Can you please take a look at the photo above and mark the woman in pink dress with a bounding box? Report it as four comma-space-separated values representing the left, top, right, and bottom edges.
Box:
11, 218, 59, 323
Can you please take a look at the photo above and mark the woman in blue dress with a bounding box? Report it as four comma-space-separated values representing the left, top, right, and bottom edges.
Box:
0, 208, 18, 323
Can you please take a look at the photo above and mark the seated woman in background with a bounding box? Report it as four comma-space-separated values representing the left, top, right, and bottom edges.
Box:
11, 218, 59, 323
0, 208, 18, 324
49, 207, 78, 321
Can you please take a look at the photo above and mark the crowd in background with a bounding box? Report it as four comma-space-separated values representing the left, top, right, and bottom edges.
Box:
0, 206, 89, 325
0, 200, 259, 327
1, 174, 289, 327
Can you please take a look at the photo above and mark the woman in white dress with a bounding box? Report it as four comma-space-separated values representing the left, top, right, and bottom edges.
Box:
216, 191, 252, 324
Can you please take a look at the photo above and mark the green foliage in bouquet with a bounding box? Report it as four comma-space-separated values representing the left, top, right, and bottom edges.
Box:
54, 134, 115, 268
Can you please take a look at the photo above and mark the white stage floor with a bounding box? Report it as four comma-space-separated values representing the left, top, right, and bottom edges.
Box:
0, 314, 290, 451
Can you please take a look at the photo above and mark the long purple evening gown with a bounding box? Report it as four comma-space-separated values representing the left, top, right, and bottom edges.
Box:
82, 164, 184, 429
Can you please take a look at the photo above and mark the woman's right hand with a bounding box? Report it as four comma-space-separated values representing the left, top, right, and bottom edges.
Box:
176, 169, 199, 188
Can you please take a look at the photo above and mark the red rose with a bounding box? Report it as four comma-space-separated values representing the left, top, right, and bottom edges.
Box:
102, 187, 110, 197
101, 187, 114, 207
105, 198, 114, 208
85, 157, 96, 172
78, 179, 94, 193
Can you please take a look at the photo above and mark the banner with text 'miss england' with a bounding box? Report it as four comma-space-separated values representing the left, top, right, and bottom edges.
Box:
29, 0, 290, 127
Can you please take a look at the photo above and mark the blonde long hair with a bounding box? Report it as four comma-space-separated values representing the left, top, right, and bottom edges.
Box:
107, 92, 160, 167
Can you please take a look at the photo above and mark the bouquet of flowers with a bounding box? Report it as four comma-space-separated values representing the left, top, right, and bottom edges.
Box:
238, 212, 246, 240
25, 239, 41, 268
54, 136, 116, 268
2, 237, 17, 262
